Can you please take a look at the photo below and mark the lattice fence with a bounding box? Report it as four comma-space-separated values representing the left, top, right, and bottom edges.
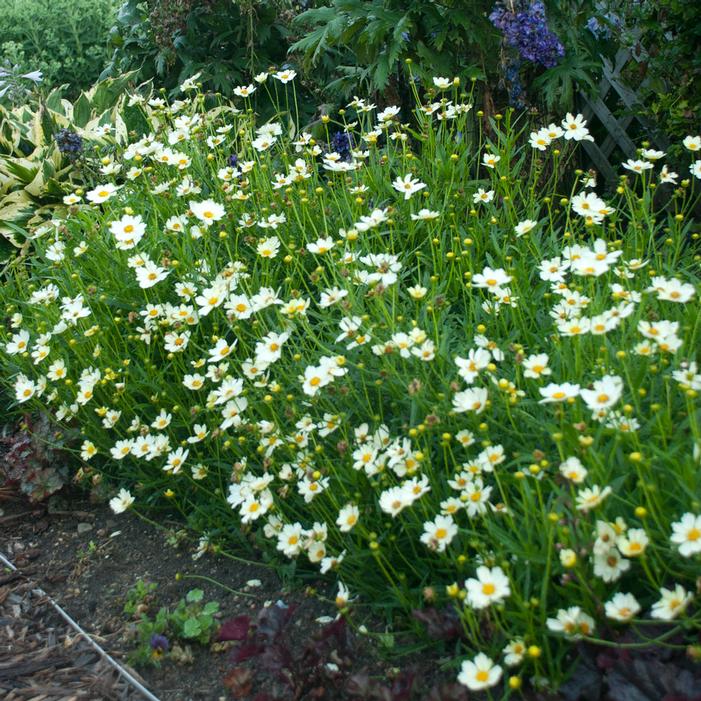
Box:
578, 45, 670, 184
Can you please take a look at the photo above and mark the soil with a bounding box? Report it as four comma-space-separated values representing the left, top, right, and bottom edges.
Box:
2, 488, 700, 701
0, 491, 452, 701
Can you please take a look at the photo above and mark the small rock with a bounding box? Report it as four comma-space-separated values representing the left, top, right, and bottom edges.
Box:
77, 522, 93, 535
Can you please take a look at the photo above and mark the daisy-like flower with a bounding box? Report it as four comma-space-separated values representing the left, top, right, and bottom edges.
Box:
580, 374, 623, 412
110, 214, 146, 251
546, 606, 595, 638
135, 261, 169, 289
472, 188, 494, 204
650, 584, 692, 620
523, 353, 551, 379
616, 528, 649, 557
670, 513, 701, 557
432, 76, 452, 89
257, 236, 281, 259
692, 160, 701, 180
109, 488, 134, 514
273, 69, 296, 83
682, 135, 700, 152
575, 484, 612, 512
233, 84, 256, 97
452, 387, 488, 414
420, 515, 458, 552
605, 592, 641, 622
190, 199, 225, 225
559, 456, 587, 483
465, 566, 511, 608
410, 208, 440, 221
392, 173, 426, 200
503, 639, 526, 667
471, 266, 511, 291
336, 504, 359, 532
622, 159, 654, 174
561, 113, 593, 141
457, 653, 502, 691
514, 219, 538, 237
86, 183, 119, 203
539, 382, 580, 403
482, 152, 500, 168
529, 128, 551, 151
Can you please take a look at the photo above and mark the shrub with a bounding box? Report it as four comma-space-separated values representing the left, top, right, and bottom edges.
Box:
1, 70, 700, 695
103, 0, 294, 99
0, 0, 118, 97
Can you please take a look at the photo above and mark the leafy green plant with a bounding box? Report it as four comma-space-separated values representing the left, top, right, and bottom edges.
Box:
0, 70, 143, 254
124, 579, 158, 617
104, 0, 294, 98
0, 0, 118, 98
126, 587, 220, 665
292, 0, 498, 107
2, 72, 701, 696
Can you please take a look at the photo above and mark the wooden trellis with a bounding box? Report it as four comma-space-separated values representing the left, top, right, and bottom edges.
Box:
578, 45, 670, 184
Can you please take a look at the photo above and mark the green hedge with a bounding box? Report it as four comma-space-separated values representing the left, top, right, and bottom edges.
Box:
0, 0, 118, 96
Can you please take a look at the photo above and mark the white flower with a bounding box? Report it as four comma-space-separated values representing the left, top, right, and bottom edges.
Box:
432, 76, 452, 90
392, 173, 426, 200
515, 219, 538, 237
273, 69, 297, 84
109, 488, 134, 514
561, 113, 593, 141
670, 513, 701, 557
452, 387, 488, 414
546, 606, 595, 637
472, 188, 494, 204
336, 504, 359, 532
605, 592, 641, 622
457, 653, 502, 691
650, 584, 692, 620
623, 159, 653, 174
465, 566, 511, 608
190, 199, 225, 225
420, 515, 458, 552
86, 183, 119, 203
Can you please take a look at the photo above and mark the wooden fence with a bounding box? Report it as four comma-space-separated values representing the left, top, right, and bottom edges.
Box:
578, 45, 670, 184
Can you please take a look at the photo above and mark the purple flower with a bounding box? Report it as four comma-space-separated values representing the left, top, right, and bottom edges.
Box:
490, 1, 564, 69
150, 633, 169, 656
55, 129, 83, 161
330, 131, 353, 162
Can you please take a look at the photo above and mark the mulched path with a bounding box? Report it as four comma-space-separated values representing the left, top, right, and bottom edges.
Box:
0, 564, 143, 700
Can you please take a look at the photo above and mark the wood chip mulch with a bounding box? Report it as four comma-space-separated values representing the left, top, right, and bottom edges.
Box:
0, 567, 149, 701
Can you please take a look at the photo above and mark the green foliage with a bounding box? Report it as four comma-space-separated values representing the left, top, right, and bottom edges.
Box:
104, 0, 293, 97
127, 587, 220, 665
2, 75, 701, 694
605, 0, 701, 146
124, 579, 158, 616
0, 71, 142, 254
292, 0, 497, 104
0, 0, 119, 98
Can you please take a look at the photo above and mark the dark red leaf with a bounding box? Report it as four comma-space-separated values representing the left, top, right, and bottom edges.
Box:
218, 615, 251, 642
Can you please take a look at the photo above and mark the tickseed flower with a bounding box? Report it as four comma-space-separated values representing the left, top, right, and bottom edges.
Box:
465, 565, 511, 608
457, 653, 502, 691
670, 513, 701, 557
392, 173, 426, 200
650, 584, 692, 620
109, 488, 134, 514
605, 592, 641, 622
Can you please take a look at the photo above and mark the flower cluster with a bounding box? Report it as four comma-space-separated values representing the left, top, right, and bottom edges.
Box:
490, 1, 565, 68
2, 72, 700, 696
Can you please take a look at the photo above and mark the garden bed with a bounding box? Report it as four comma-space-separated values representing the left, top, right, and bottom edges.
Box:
2, 491, 700, 701
1, 492, 462, 701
